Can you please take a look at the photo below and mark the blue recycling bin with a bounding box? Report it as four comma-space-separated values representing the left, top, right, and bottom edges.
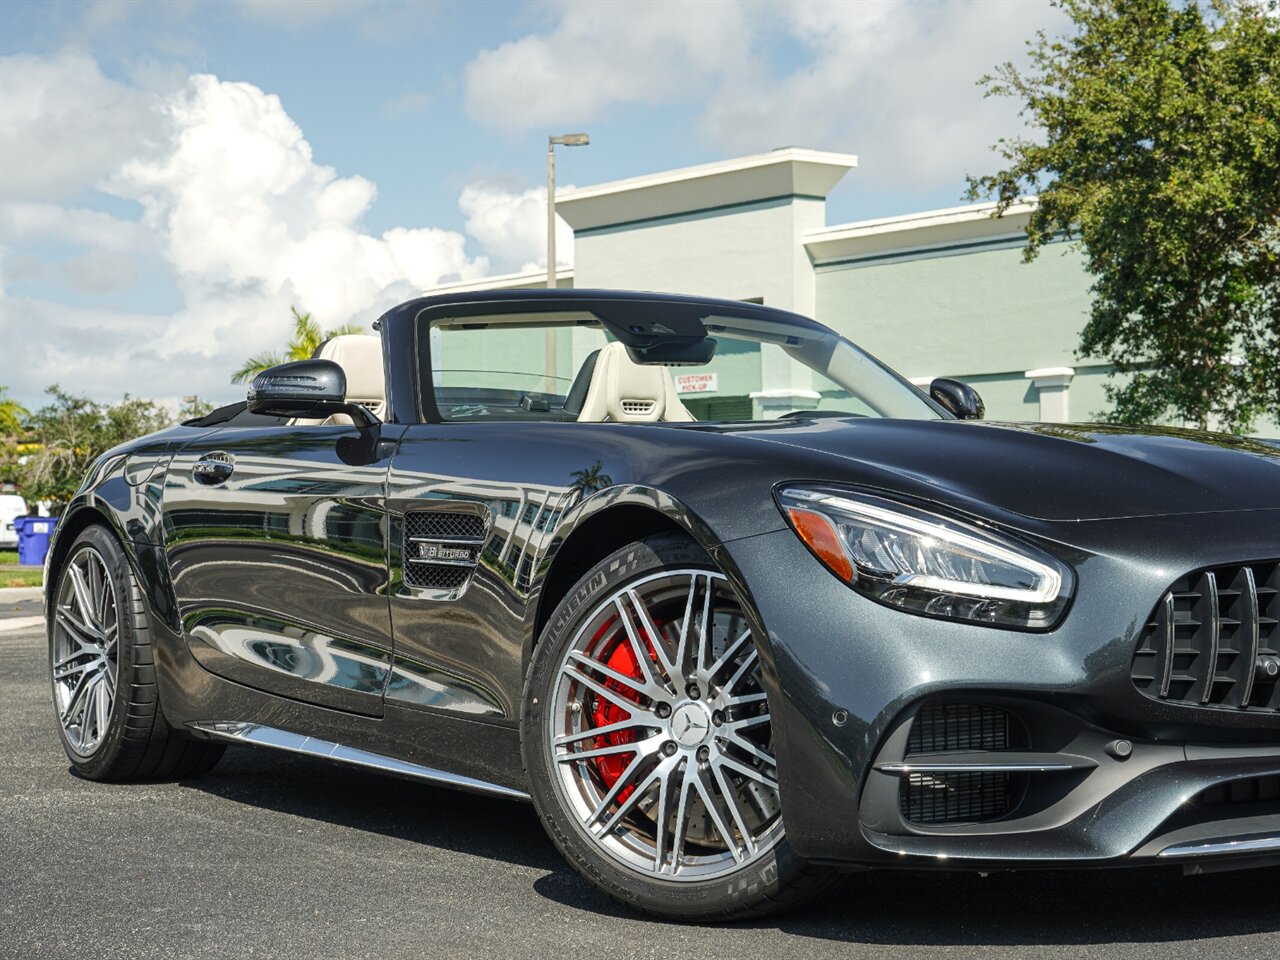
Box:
14, 516, 57, 567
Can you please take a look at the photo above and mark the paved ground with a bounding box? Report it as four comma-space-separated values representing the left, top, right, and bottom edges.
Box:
1, 598, 1277, 960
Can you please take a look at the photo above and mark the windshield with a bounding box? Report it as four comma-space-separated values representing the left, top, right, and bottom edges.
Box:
423, 307, 941, 423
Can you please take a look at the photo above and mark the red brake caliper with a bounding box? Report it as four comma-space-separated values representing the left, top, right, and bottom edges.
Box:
589, 619, 656, 804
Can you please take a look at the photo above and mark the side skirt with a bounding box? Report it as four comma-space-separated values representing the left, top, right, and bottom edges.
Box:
189, 721, 531, 802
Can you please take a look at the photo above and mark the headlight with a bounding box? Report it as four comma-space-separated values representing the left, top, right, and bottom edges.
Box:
776, 486, 1073, 630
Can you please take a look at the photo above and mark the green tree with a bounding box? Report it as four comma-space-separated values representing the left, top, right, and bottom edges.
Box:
231, 306, 364, 384
178, 395, 214, 422
0, 387, 29, 486
19, 387, 173, 513
967, 0, 1280, 432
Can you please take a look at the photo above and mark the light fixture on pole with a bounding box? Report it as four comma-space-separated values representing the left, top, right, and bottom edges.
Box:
547, 133, 589, 289
545, 133, 589, 384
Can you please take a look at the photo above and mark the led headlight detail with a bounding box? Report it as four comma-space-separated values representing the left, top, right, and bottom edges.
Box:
777, 486, 1074, 629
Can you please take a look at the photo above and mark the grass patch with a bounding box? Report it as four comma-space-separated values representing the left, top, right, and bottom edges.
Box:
0, 550, 19, 565
1, 570, 43, 589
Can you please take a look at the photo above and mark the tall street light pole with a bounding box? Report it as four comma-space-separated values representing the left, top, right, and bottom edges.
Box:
546, 133, 589, 383
547, 133, 589, 289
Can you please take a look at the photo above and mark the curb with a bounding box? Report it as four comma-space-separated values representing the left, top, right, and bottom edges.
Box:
0, 615, 43, 633
0, 587, 45, 603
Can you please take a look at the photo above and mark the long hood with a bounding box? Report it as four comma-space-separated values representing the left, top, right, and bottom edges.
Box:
726, 418, 1280, 522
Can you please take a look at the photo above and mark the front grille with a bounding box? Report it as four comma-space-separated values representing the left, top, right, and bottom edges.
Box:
402, 510, 486, 594
899, 703, 1020, 825
1131, 560, 1280, 712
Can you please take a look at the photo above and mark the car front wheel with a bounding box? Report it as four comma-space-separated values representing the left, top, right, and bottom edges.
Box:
522, 534, 837, 921
49, 525, 224, 781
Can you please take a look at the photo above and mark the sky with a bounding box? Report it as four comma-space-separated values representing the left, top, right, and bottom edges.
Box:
0, 0, 1067, 411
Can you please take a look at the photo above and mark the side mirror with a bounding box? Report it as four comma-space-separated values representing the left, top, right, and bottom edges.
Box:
247, 359, 376, 426
930, 377, 985, 420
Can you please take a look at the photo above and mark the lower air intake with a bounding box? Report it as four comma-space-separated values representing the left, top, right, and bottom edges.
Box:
899, 702, 1020, 825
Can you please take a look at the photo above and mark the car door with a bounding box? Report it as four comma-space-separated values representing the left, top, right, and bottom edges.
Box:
162, 422, 402, 715
384, 426, 579, 722
378, 300, 614, 724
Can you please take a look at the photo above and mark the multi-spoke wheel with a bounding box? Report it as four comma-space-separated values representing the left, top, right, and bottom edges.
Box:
523, 535, 837, 921
48, 525, 225, 781
52, 544, 120, 756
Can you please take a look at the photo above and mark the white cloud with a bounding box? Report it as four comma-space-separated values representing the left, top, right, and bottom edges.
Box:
66, 251, 140, 293
98, 72, 494, 355
0, 49, 162, 200
0, 53, 550, 407
460, 183, 573, 272
0, 202, 147, 254
464, 0, 1067, 189
464, 0, 754, 129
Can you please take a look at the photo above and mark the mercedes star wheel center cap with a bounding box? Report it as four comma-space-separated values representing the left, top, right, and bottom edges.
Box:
670, 702, 713, 748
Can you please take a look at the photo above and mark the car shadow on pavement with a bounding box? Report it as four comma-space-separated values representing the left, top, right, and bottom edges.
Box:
191, 745, 1280, 944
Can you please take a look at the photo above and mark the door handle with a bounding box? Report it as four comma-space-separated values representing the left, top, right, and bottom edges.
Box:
193, 452, 235, 485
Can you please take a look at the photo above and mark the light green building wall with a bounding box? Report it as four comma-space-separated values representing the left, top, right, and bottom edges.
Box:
814, 238, 1097, 423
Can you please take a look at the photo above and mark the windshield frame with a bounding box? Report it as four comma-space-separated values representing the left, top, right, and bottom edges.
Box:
407, 293, 949, 425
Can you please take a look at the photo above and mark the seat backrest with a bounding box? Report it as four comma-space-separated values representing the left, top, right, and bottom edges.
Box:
562, 349, 600, 418
575, 342, 694, 423
313, 334, 386, 424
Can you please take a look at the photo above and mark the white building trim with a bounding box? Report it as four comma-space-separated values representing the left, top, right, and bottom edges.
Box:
425, 267, 575, 295
803, 199, 1038, 267
557, 147, 857, 235
1025, 366, 1076, 423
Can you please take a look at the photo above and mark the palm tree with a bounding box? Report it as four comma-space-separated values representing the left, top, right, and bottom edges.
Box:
569, 460, 614, 495
231, 307, 365, 384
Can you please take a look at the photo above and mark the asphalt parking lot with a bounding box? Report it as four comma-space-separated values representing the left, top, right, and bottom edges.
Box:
2, 595, 1277, 960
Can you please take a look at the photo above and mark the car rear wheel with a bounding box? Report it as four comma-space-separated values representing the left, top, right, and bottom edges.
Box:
522, 534, 838, 921
49, 525, 224, 781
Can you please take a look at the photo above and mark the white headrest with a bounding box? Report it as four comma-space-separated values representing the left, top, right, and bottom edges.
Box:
315, 335, 385, 408
576, 342, 694, 423
313, 334, 385, 423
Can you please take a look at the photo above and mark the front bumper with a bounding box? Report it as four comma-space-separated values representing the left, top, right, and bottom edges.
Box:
717, 509, 1280, 871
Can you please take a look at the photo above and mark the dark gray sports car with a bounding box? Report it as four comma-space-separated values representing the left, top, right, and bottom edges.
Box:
44, 290, 1280, 921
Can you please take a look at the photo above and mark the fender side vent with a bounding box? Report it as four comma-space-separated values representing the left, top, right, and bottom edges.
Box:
403, 511, 487, 597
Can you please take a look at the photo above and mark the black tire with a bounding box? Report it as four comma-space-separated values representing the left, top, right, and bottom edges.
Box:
522, 534, 838, 921
48, 525, 224, 781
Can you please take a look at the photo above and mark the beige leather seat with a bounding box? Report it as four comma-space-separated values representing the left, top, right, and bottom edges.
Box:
313, 334, 386, 424
575, 342, 694, 423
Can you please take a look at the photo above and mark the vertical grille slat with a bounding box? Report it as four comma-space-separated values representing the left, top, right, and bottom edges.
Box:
1131, 560, 1280, 714
1196, 571, 1219, 704
1158, 593, 1176, 698
1235, 566, 1259, 709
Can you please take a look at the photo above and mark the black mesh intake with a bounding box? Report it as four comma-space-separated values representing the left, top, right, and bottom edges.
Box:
402, 511, 486, 594
1131, 560, 1280, 713
899, 703, 1019, 826
404, 563, 472, 592
404, 511, 485, 541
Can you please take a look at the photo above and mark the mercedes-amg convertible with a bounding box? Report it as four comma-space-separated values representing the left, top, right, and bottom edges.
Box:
44, 290, 1279, 921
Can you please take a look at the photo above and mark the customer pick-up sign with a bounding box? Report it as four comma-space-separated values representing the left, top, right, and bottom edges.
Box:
674, 373, 718, 395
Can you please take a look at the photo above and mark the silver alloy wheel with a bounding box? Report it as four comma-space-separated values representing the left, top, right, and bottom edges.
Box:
51, 545, 120, 757
548, 569, 784, 881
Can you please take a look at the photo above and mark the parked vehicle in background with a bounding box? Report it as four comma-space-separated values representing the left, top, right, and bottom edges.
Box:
41, 290, 1280, 922
0, 494, 27, 549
